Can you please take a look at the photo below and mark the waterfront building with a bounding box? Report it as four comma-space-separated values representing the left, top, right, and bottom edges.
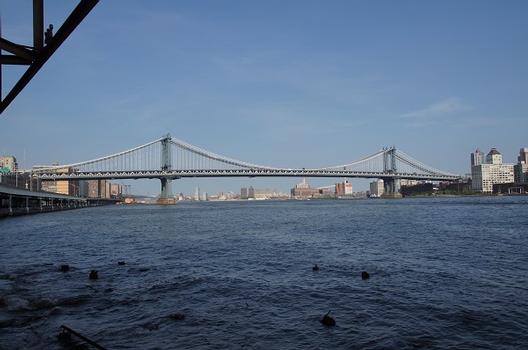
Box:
486, 148, 502, 165
470, 148, 484, 167
87, 180, 100, 198
110, 183, 123, 198
34, 166, 80, 196
471, 148, 514, 192
335, 182, 345, 196
201, 192, 208, 201
514, 148, 528, 184
369, 179, 384, 197
518, 148, 528, 164
87, 180, 121, 198
514, 163, 528, 184
291, 179, 319, 199
400, 179, 420, 187
0, 156, 18, 173
335, 180, 353, 197
248, 186, 255, 199
240, 187, 248, 199
344, 180, 353, 195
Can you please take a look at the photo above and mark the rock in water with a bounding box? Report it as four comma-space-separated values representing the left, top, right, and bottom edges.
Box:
59, 264, 70, 272
312, 264, 320, 272
89, 270, 98, 280
169, 313, 185, 321
118, 261, 126, 266
320, 311, 336, 326
361, 271, 370, 280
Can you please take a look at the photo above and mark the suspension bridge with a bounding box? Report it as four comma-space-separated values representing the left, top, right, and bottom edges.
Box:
32, 134, 460, 198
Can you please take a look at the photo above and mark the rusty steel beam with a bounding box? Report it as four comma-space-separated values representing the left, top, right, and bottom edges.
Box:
0, 0, 99, 114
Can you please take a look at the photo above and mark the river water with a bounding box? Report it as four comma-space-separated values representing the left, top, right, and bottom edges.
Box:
1, 197, 527, 349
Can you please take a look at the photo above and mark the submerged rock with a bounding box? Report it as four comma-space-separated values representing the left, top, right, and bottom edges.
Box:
361, 271, 370, 280
118, 261, 126, 266
320, 311, 336, 326
59, 264, 70, 272
169, 313, 185, 321
89, 270, 98, 280
312, 264, 320, 272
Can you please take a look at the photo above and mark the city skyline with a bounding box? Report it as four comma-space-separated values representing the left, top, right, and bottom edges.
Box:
1, 1, 527, 195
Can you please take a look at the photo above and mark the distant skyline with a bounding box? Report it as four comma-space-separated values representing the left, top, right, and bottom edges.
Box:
1, 0, 527, 195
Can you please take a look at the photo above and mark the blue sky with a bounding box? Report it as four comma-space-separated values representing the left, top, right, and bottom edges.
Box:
1, 0, 527, 195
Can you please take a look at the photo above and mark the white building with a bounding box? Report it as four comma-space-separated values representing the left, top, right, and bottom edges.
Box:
344, 180, 353, 195
471, 148, 514, 192
369, 179, 384, 197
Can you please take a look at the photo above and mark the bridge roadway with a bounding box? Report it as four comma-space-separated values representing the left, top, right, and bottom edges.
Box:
34, 169, 461, 182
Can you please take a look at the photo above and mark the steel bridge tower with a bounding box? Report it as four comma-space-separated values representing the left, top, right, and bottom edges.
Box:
382, 147, 402, 198
160, 134, 172, 201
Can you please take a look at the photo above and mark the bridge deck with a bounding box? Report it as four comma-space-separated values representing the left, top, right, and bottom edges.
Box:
34, 169, 460, 182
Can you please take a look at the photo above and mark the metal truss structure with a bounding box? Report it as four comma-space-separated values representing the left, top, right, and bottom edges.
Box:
0, 0, 99, 114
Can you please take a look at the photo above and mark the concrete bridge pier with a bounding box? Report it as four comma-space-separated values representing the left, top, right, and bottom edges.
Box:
382, 178, 402, 199
160, 177, 172, 199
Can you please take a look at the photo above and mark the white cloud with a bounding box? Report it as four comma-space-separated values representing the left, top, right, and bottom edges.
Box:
401, 97, 472, 119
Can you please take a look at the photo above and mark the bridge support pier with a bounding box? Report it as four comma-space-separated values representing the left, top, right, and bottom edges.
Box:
159, 177, 173, 203
381, 178, 402, 199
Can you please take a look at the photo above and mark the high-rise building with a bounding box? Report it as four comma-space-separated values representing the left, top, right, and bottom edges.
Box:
470, 149, 484, 167
514, 147, 528, 184
518, 148, 528, 164
486, 148, 502, 165
471, 148, 514, 192
369, 179, 384, 197
194, 187, 200, 201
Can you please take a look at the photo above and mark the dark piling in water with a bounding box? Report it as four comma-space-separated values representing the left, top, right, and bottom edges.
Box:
312, 264, 320, 272
361, 271, 370, 280
59, 265, 70, 272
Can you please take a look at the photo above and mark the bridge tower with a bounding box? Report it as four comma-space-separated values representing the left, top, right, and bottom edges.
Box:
159, 134, 172, 202
381, 146, 402, 198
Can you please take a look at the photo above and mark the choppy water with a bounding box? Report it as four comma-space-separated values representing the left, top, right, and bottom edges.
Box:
1, 197, 527, 349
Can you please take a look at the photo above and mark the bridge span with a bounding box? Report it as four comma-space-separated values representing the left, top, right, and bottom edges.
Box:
31, 134, 460, 198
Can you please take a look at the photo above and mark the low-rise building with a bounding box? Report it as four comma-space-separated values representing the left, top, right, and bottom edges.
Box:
335, 180, 353, 197
291, 178, 319, 199
0, 156, 17, 173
